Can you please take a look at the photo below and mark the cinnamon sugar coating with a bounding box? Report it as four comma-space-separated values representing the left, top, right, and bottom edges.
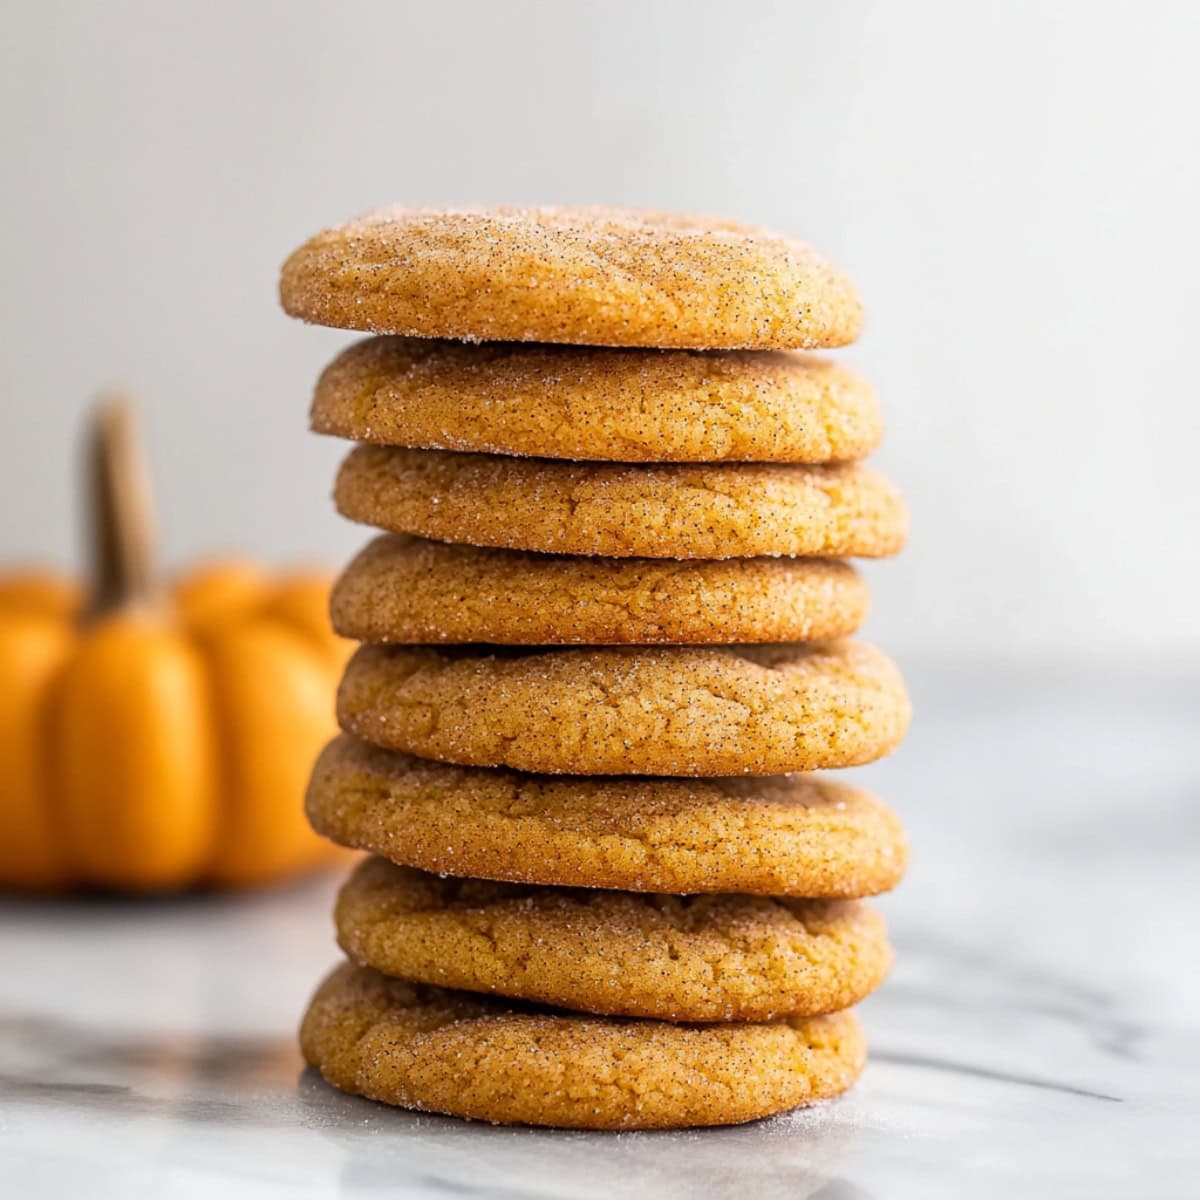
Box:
334, 446, 907, 560
331, 534, 868, 645
311, 336, 881, 463
280, 206, 863, 350
300, 962, 866, 1128
307, 736, 908, 898
335, 857, 892, 1022
336, 640, 910, 776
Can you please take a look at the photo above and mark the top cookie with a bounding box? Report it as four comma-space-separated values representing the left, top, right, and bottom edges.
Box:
279, 206, 863, 350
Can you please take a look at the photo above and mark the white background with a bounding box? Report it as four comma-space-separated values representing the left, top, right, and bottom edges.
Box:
2, 0, 1197, 667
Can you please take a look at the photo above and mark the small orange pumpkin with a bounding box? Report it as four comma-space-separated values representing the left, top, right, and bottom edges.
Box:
0, 398, 351, 892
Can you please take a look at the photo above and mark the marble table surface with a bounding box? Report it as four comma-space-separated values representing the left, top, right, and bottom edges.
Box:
1, 663, 1197, 1198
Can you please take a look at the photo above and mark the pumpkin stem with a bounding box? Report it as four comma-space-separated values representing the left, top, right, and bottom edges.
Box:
84, 395, 160, 619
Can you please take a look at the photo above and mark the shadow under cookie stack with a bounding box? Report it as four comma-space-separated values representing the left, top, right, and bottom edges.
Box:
280, 206, 911, 1130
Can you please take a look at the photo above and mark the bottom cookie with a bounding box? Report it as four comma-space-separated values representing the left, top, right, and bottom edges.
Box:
300, 962, 866, 1130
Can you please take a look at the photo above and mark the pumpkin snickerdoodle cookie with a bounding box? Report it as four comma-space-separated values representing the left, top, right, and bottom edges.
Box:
280, 206, 863, 351
336, 639, 910, 776
301, 962, 867, 1128
335, 857, 892, 1022
307, 737, 907, 898
334, 446, 907, 560
285, 200, 908, 1129
331, 535, 868, 646
311, 336, 881, 463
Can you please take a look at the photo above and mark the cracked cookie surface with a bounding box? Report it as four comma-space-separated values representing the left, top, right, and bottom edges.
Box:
331, 534, 868, 645
334, 446, 906, 559
310, 336, 881, 463
300, 962, 867, 1128
279, 205, 863, 350
335, 857, 892, 1022
336, 640, 910, 775
306, 737, 908, 897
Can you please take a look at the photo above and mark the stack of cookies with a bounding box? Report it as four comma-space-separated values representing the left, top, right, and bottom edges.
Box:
280, 207, 910, 1130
